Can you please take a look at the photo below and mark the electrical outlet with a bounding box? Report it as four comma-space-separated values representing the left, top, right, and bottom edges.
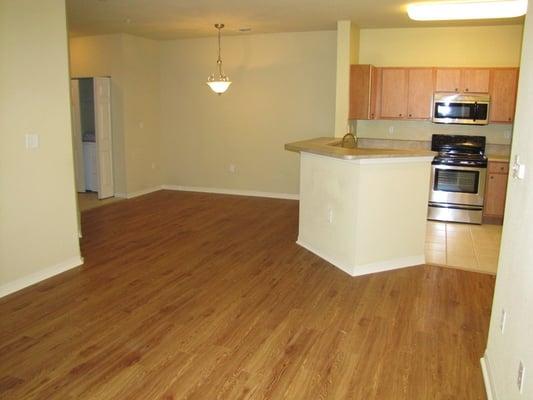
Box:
500, 309, 507, 334
388, 126, 395, 136
518, 361, 525, 393
25, 133, 39, 149
328, 208, 334, 224
504, 129, 512, 140
151, 162, 156, 170
229, 164, 237, 174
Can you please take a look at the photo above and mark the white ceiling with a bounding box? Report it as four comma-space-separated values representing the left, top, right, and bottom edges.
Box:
66, 0, 525, 40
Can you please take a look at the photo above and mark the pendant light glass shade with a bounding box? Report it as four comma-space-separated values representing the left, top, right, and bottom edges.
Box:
207, 24, 231, 95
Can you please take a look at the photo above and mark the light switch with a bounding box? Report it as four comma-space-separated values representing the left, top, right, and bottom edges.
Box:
512, 155, 526, 180
25, 133, 39, 149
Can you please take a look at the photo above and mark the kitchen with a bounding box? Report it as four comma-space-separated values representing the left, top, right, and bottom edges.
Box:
287, 23, 521, 277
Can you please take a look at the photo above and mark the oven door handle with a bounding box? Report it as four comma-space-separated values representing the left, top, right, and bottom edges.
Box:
433, 165, 487, 173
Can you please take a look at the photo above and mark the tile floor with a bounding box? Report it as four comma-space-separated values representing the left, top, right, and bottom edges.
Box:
425, 221, 502, 275
78, 192, 123, 212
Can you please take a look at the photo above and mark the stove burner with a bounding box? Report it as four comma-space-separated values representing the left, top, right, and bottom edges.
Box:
431, 134, 487, 167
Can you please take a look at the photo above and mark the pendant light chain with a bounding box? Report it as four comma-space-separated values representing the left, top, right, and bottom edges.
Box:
217, 25, 223, 75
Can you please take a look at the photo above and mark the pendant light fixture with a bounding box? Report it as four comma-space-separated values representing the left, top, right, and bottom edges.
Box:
207, 23, 231, 95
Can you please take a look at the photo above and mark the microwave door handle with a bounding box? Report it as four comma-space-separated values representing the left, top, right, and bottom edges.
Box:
473, 102, 478, 122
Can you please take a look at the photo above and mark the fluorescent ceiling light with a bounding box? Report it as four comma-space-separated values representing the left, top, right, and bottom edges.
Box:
407, 0, 528, 21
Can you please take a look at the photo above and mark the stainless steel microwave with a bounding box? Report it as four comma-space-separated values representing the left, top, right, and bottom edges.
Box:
432, 92, 490, 125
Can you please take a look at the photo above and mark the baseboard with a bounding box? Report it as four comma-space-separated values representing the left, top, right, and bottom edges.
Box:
351, 254, 425, 276
297, 238, 424, 277
481, 353, 498, 400
161, 185, 299, 200
115, 186, 162, 199
0, 256, 84, 298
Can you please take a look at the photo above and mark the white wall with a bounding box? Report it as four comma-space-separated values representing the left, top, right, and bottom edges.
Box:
159, 31, 337, 196
0, 0, 82, 296
483, 7, 533, 400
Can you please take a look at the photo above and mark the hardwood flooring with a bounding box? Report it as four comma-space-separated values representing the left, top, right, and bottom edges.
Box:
0, 190, 495, 399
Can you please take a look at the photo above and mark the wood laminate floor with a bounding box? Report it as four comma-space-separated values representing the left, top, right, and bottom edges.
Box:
0, 190, 495, 399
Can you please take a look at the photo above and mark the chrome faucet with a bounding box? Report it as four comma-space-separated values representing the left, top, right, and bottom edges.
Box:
341, 132, 357, 148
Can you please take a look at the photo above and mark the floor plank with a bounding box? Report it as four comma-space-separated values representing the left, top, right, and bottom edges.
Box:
0, 190, 495, 399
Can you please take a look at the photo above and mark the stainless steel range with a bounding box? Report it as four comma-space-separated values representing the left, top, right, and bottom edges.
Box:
428, 134, 488, 224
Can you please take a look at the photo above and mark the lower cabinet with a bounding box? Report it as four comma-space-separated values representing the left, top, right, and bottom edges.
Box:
484, 161, 509, 223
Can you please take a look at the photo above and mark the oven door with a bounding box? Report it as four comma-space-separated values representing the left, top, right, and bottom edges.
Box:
432, 100, 489, 125
429, 165, 487, 206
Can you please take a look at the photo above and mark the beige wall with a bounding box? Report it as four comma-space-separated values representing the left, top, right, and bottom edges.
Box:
357, 25, 523, 143
0, 0, 81, 294
69, 34, 162, 196
335, 21, 360, 137
160, 31, 336, 196
298, 152, 431, 276
484, 8, 533, 399
359, 25, 523, 67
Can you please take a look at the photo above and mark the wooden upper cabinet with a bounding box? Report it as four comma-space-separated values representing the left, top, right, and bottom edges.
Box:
435, 68, 490, 93
462, 68, 490, 93
489, 68, 519, 123
380, 68, 408, 119
349, 65, 373, 120
407, 68, 434, 119
435, 68, 461, 92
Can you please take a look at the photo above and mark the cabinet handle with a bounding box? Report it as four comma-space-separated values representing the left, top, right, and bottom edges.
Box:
508, 117, 512, 121
408, 114, 412, 117
455, 88, 458, 92
490, 176, 494, 179
465, 88, 469, 92
399, 113, 403, 117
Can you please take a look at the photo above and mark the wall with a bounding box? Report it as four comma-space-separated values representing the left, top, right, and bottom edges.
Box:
69, 34, 162, 196
298, 153, 430, 276
0, 0, 82, 295
483, 7, 533, 400
335, 21, 360, 137
357, 25, 523, 144
160, 31, 336, 196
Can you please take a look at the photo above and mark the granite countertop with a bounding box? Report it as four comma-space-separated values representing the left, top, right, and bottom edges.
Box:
285, 137, 435, 160
487, 154, 511, 162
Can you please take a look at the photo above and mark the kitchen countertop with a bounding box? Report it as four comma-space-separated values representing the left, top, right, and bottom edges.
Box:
285, 137, 435, 160
487, 154, 511, 162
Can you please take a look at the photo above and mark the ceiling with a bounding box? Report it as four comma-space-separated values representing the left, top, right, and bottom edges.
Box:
66, 0, 525, 40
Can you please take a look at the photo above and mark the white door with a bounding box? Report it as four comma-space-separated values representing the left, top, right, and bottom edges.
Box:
70, 79, 85, 192
93, 77, 114, 199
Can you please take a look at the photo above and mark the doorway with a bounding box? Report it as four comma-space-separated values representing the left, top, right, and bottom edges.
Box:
70, 77, 114, 200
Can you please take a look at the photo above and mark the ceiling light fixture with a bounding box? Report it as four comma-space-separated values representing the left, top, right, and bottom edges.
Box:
207, 23, 231, 95
407, 0, 528, 21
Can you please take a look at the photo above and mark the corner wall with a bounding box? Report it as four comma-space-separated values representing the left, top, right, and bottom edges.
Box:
0, 0, 82, 295
483, 8, 533, 400
159, 31, 337, 196
69, 34, 162, 196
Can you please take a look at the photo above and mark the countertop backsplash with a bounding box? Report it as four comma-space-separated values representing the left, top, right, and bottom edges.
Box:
356, 120, 513, 146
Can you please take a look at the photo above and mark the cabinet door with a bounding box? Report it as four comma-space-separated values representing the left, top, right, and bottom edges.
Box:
407, 68, 434, 119
489, 68, 519, 123
380, 68, 408, 119
462, 69, 490, 93
435, 68, 461, 92
349, 65, 372, 120
484, 171, 508, 217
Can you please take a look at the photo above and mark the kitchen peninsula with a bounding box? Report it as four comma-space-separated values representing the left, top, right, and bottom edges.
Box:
286, 137, 435, 276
